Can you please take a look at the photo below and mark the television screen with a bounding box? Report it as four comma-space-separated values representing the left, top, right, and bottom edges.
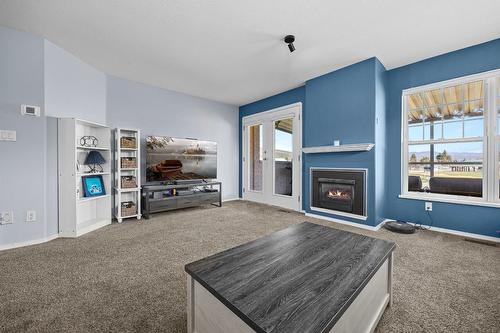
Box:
146, 136, 217, 182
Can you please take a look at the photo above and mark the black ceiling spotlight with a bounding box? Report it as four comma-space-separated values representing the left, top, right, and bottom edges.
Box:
284, 35, 295, 53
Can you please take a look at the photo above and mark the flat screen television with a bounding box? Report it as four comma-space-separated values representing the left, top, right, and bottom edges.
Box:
146, 136, 217, 182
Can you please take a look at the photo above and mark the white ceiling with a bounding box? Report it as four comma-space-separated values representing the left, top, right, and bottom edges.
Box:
1, 0, 499, 106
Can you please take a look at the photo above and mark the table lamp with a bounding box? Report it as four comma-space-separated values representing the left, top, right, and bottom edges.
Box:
84, 150, 106, 173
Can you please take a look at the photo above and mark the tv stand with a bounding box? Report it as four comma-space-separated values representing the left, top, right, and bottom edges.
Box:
142, 181, 221, 219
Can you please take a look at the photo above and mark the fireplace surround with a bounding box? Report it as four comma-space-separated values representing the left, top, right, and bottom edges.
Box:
310, 168, 367, 219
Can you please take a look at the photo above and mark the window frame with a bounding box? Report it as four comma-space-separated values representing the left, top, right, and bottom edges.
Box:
400, 69, 500, 207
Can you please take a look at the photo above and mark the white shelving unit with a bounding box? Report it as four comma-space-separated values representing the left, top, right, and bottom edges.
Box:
114, 128, 142, 223
58, 118, 112, 237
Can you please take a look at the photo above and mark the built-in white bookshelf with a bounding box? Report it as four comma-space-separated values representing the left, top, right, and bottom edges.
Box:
58, 118, 112, 237
114, 128, 141, 222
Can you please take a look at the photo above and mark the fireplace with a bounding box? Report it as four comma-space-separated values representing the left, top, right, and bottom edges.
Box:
311, 168, 366, 217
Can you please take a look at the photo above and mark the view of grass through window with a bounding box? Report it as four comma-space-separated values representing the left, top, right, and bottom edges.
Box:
406, 80, 484, 197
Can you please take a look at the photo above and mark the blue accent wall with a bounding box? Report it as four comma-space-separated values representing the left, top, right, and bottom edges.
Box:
385, 38, 500, 237
304, 58, 376, 146
303, 58, 380, 226
239, 38, 500, 238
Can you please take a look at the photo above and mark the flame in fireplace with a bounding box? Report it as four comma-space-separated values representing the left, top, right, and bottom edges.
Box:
328, 189, 350, 199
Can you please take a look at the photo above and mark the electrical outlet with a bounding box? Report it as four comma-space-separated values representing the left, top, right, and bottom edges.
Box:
425, 202, 433, 211
0, 130, 16, 141
26, 210, 36, 222
0, 211, 14, 225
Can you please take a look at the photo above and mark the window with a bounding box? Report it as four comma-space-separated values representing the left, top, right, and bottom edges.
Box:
274, 118, 293, 196
497, 77, 500, 198
248, 124, 263, 191
402, 70, 500, 205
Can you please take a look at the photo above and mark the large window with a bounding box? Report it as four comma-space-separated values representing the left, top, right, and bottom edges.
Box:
402, 70, 500, 205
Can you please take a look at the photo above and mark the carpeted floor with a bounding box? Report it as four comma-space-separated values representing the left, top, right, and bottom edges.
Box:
0, 200, 498, 333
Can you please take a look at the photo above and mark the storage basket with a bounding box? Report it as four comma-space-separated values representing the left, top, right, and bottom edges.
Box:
121, 136, 136, 149
121, 176, 137, 188
121, 157, 137, 168
121, 201, 137, 217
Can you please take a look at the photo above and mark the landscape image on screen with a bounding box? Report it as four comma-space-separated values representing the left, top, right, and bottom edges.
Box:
146, 136, 217, 182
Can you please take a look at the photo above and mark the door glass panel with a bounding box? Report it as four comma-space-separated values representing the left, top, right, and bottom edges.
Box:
274, 118, 293, 196
497, 77, 500, 135
248, 124, 263, 191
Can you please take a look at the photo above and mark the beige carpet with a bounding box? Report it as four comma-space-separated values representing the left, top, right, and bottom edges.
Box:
0, 200, 498, 333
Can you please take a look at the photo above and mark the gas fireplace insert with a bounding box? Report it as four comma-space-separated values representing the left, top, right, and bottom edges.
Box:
311, 168, 366, 217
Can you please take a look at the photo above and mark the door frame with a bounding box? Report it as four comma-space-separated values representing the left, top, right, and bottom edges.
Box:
241, 102, 303, 211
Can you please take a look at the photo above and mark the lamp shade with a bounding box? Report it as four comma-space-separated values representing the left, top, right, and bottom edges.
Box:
84, 150, 106, 165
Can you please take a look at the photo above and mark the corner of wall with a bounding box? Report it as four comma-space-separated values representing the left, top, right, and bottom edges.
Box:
0, 26, 49, 248
374, 57, 388, 223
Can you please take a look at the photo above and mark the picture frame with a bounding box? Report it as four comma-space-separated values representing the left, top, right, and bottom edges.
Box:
82, 175, 106, 197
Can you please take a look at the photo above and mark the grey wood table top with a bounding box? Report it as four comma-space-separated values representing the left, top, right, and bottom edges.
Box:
185, 222, 395, 333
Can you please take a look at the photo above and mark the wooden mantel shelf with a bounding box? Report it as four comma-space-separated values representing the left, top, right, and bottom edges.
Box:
302, 143, 374, 154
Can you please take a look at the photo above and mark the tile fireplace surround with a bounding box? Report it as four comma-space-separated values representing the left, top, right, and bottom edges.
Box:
310, 168, 367, 220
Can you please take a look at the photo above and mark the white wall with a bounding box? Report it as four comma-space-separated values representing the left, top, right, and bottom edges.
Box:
0, 26, 49, 248
44, 40, 106, 124
106, 76, 239, 200
0, 26, 239, 250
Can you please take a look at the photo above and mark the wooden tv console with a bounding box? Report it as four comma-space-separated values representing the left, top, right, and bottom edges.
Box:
142, 181, 222, 219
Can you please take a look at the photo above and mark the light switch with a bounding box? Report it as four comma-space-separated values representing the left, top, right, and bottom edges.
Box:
26, 210, 36, 222
0, 130, 16, 141
0, 211, 13, 225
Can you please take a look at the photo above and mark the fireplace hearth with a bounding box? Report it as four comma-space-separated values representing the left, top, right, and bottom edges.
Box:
311, 169, 366, 217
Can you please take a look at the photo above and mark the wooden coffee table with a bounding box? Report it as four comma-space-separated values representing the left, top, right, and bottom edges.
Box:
185, 222, 395, 333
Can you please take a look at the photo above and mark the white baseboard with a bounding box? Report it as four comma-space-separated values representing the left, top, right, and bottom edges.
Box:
305, 212, 383, 231
0, 234, 59, 252
306, 212, 499, 243
405, 222, 500, 244
222, 197, 241, 203
75, 219, 111, 238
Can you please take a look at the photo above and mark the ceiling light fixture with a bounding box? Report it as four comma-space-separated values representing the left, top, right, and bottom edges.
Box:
284, 35, 295, 53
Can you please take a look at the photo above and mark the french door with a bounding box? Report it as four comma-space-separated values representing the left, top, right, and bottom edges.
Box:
242, 103, 302, 211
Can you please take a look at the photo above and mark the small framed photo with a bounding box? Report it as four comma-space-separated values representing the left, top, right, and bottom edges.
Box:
82, 175, 105, 197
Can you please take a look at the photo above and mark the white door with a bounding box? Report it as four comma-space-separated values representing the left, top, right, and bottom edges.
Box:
243, 103, 302, 211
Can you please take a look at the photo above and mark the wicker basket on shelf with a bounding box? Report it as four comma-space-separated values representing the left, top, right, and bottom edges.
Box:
121, 157, 137, 168
121, 136, 136, 149
121, 201, 137, 217
121, 176, 137, 188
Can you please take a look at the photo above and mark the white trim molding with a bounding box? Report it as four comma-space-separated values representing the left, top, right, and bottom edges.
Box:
0, 234, 59, 252
309, 206, 368, 221
305, 212, 383, 231
242, 102, 303, 212
307, 212, 500, 243
401, 69, 500, 206
222, 197, 241, 203
399, 194, 500, 208
405, 222, 500, 244
302, 143, 374, 154
241, 102, 303, 122
309, 167, 368, 219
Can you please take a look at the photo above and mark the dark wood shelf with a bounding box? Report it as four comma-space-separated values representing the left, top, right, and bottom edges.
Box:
185, 222, 395, 333
142, 182, 222, 218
